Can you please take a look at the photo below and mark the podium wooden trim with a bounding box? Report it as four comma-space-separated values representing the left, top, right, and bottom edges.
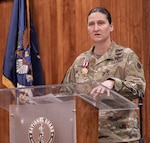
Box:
75, 96, 99, 143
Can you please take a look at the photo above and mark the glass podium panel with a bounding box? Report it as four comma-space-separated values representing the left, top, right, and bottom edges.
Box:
74, 82, 138, 111
0, 82, 138, 111
0, 82, 138, 143
9, 101, 75, 143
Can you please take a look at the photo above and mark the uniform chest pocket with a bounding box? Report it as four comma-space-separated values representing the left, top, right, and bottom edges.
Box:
98, 63, 126, 81
95, 66, 117, 81
74, 66, 90, 83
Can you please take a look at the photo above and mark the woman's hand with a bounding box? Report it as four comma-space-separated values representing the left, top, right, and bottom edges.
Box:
91, 80, 115, 99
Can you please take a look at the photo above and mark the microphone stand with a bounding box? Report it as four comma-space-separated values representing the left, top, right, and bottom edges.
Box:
138, 92, 144, 143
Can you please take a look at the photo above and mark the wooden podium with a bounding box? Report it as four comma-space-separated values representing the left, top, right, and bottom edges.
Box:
0, 82, 138, 143
75, 96, 98, 143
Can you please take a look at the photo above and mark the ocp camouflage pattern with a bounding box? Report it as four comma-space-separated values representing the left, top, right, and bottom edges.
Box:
62, 41, 146, 142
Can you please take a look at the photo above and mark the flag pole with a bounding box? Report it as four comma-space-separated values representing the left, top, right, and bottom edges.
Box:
26, 0, 30, 43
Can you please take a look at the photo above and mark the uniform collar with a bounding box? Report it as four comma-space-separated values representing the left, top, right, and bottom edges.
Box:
89, 40, 117, 61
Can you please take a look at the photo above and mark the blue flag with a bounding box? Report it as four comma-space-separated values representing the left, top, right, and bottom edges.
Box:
2, 0, 44, 88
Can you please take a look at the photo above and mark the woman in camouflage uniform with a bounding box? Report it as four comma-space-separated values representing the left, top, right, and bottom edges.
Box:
62, 7, 146, 143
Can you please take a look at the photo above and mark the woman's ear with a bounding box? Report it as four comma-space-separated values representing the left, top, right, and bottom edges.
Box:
110, 23, 114, 32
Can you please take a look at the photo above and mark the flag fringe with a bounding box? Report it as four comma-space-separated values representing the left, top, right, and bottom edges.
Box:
2, 75, 15, 88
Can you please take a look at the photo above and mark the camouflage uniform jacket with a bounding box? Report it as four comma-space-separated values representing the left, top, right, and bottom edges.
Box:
62, 41, 146, 142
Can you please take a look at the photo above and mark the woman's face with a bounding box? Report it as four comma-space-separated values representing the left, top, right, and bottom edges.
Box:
87, 12, 113, 43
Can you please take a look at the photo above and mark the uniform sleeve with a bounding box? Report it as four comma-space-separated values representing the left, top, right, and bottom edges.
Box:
109, 52, 146, 100
61, 65, 76, 84
62, 53, 87, 84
